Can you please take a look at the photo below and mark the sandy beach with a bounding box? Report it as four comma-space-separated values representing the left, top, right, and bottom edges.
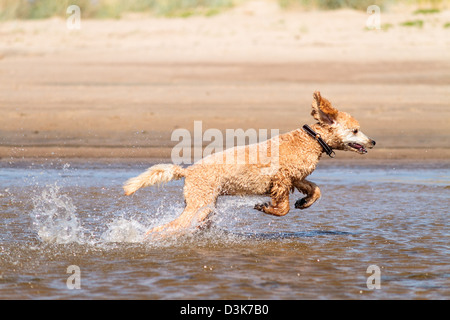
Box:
1, 1, 449, 301
1, 1, 449, 160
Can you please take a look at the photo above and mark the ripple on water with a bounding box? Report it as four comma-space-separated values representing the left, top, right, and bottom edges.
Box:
0, 160, 448, 299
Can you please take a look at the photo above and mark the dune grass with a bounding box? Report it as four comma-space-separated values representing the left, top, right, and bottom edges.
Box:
0, 0, 448, 20
413, 8, 440, 13
279, 0, 448, 10
0, 0, 234, 20
400, 19, 424, 27
278, 0, 391, 10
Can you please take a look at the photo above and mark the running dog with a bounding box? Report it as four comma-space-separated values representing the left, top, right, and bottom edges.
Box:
123, 92, 376, 238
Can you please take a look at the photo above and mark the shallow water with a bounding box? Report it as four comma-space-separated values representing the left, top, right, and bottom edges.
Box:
0, 159, 449, 299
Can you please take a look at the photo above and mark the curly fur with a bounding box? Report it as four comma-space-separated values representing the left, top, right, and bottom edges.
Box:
123, 91, 376, 238
123, 164, 185, 196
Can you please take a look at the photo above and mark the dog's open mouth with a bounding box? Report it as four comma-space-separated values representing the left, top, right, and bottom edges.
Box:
348, 143, 367, 154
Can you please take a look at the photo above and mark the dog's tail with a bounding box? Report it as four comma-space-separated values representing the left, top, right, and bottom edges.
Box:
123, 164, 185, 196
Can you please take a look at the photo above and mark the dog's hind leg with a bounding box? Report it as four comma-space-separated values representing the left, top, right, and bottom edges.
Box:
144, 178, 218, 238
293, 179, 321, 209
145, 203, 213, 237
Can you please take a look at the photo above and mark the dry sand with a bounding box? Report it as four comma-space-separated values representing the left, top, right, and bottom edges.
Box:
1, 1, 449, 161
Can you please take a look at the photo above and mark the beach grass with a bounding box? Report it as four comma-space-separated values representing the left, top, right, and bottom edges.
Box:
278, 0, 391, 10
0, 0, 235, 20
0, 0, 448, 20
400, 19, 424, 27
413, 8, 440, 13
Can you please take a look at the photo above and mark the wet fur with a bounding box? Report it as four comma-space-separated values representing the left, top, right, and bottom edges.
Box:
123, 91, 376, 238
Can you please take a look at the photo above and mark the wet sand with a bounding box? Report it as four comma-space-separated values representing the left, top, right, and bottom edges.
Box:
1, 2, 450, 161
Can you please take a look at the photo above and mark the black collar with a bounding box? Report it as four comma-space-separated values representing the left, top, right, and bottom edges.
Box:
302, 124, 335, 158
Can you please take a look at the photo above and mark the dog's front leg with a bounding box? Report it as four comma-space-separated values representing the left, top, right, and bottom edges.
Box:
254, 187, 290, 217
293, 179, 321, 209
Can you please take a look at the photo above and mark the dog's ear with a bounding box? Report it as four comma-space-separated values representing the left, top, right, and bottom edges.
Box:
311, 91, 338, 125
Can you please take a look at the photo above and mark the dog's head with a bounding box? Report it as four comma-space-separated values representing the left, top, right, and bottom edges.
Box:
311, 91, 376, 154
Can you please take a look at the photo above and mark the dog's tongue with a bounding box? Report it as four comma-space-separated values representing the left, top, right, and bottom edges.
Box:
350, 143, 367, 153
357, 144, 367, 153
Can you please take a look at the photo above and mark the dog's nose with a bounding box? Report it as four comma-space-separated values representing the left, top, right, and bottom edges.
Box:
371, 140, 376, 146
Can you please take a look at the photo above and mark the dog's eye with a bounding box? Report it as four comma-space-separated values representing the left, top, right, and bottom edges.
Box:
353, 129, 359, 134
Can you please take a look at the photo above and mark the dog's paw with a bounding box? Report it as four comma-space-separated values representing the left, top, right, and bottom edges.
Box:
294, 197, 308, 209
254, 202, 270, 212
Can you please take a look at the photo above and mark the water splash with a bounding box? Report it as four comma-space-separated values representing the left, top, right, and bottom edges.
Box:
31, 184, 85, 244
29, 181, 279, 246
101, 218, 147, 243
29, 183, 183, 245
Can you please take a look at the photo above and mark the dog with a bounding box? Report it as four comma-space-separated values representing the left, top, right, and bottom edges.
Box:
123, 92, 376, 238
